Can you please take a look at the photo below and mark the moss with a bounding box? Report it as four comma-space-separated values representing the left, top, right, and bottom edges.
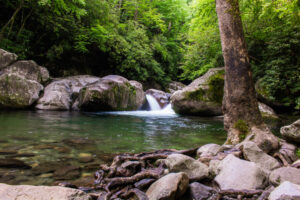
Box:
234, 120, 249, 139
226, 0, 241, 18
0, 75, 29, 108
256, 79, 272, 101
185, 88, 206, 101
207, 70, 224, 104
128, 85, 136, 96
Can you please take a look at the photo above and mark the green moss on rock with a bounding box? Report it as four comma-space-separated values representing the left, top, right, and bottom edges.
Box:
207, 70, 224, 104
185, 88, 205, 101
234, 119, 249, 139
0, 74, 42, 109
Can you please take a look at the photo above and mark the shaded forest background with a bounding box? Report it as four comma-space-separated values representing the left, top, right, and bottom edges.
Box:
0, 0, 299, 110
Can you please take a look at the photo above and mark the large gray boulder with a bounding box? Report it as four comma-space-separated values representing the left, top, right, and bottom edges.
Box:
128, 80, 145, 108
0, 49, 17, 69
269, 181, 300, 200
2, 60, 49, 83
146, 172, 189, 200
167, 81, 186, 94
241, 141, 280, 171
0, 74, 43, 109
78, 75, 145, 111
215, 154, 268, 190
36, 75, 100, 110
146, 89, 170, 109
171, 68, 224, 116
269, 167, 300, 185
0, 60, 49, 109
0, 183, 92, 200
165, 154, 209, 181
280, 119, 300, 144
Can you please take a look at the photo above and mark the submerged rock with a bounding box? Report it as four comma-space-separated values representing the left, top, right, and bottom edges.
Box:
53, 165, 81, 180
0, 150, 18, 155
32, 162, 63, 175
165, 154, 209, 181
280, 119, 300, 144
0, 183, 92, 200
146, 89, 170, 108
0, 49, 17, 69
171, 68, 224, 116
146, 172, 189, 200
214, 154, 268, 190
78, 75, 145, 111
269, 181, 300, 200
63, 138, 95, 147
0, 158, 31, 169
269, 167, 300, 185
36, 75, 100, 110
78, 153, 94, 163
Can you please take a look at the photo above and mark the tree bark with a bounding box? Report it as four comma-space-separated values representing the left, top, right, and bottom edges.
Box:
215, 0, 278, 152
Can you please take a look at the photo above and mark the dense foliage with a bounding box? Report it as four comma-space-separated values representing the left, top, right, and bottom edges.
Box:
182, 0, 300, 110
0, 0, 189, 86
0, 0, 299, 110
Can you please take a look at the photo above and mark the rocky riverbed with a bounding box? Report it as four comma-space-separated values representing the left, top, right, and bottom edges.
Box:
1, 138, 299, 200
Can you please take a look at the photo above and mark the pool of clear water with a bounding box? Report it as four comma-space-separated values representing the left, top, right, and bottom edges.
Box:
0, 110, 227, 185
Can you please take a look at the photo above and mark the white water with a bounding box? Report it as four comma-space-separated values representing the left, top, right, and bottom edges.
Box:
97, 94, 177, 117
145, 94, 161, 111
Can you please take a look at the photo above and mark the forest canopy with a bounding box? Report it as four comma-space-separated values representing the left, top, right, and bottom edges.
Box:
0, 0, 299, 110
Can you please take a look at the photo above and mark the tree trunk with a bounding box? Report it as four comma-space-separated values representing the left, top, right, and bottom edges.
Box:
215, 0, 278, 152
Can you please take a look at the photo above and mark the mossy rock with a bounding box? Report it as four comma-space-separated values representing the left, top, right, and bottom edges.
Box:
171, 68, 224, 116
36, 75, 100, 111
0, 74, 43, 109
78, 75, 145, 111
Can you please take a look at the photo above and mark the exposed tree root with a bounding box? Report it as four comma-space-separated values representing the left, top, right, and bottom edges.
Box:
273, 152, 289, 166
58, 145, 289, 200
90, 148, 199, 199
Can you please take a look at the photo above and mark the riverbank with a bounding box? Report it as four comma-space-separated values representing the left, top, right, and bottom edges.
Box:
0, 139, 299, 200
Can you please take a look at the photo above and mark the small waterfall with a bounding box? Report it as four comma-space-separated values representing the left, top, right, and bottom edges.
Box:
162, 104, 175, 114
145, 94, 161, 111
98, 94, 176, 117
145, 94, 175, 114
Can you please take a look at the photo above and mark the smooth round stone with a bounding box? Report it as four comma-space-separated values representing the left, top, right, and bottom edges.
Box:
78, 153, 94, 163
39, 173, 53, 178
